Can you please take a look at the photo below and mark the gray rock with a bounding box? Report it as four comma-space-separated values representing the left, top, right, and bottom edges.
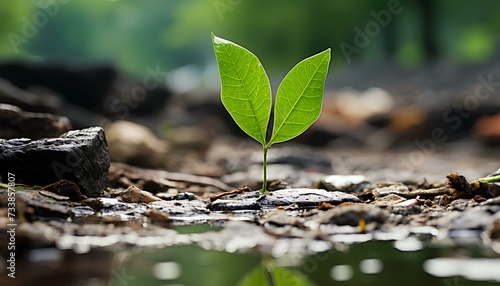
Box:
318, 204, 390, 226
0, 127, 109, 197
260, 188, 361, 208
372, 184, 410, 198
208, 199, 261, 211
319, 175, 371, 193
0, 103, 71, 139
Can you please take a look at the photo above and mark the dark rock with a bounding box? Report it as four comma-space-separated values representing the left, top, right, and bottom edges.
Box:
318, 204, 390, 226
0, 104, 71, 139
208, 199, 261, 211
0, 61, 171, 119
447, 173, 500, 199
266, 146, 332, 170
0, 127, 109, 197
470, 181, 500, 198
0, 62, 117, 111
0, 78, 61, 113
260, 188, 361, 208
142, 178, 179, 194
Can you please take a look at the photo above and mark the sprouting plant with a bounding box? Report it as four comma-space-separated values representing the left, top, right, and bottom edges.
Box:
212, 34, 331, 194
478, 175, 500, 183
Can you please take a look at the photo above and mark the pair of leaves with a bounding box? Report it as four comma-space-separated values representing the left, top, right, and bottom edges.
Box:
237, 259, 316, 286
212, 34, 331, 148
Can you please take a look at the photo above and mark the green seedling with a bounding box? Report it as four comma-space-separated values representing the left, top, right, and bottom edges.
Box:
478, 175, 500, 183
212, 34, 331, 194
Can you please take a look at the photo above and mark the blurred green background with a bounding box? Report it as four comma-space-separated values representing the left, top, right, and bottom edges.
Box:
1, 0, 500, 80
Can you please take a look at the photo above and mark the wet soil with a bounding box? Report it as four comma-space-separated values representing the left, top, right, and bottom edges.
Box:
1, 139, 500, 285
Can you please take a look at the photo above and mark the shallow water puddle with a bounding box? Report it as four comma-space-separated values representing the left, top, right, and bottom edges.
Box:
112, 241, 500, 286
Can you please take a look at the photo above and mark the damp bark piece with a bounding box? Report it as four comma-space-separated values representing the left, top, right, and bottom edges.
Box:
119, 185, 161, 203
109, 162, 234, 192
0, 188, 72, 219
41, 179, 85, 201
0, 127, 109, 197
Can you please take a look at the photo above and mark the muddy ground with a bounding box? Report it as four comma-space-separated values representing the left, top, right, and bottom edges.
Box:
1, 138, 499, 255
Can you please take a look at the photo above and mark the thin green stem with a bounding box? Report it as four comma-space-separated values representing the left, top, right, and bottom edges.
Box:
263, 256, 275, 286
262, 145, 269, 194
478, 175, 500, 183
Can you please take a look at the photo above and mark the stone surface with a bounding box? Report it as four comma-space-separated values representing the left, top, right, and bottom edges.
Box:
318, 204, 390, 226
208, 199, 261, 211
372, 184, 410, 198
0, 78, 61, 113
0, 127, 109, 197
260, 188, 361, 208
319, 175, 370, 193
105, 120, 170, 168
0, 103, 71, 139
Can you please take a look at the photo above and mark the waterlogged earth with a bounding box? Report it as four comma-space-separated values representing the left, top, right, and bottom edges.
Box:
1, 141, 500, 286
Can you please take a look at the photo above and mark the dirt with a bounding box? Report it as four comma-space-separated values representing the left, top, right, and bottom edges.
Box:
1, 141, 500, 260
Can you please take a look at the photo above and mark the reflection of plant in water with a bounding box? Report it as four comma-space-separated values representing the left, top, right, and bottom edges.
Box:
110, 267, 135, 286
212, 34, 330, 194
444, 277, 466, 286
238, 256, 316, 286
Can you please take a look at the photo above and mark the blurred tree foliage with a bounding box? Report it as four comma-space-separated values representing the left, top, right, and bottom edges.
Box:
0, 2, 34, 56
0, 0, 499, 77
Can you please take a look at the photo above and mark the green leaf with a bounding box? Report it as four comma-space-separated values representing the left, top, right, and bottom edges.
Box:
212, 34, 272, 146
269, 48, 331, 145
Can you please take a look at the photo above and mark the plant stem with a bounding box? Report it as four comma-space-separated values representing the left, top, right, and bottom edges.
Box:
262, 145, 269, 194
478, 175, 500, 183
263, 256, 275, 286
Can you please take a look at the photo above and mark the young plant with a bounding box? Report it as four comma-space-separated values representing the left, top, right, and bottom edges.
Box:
212, 34, 331, 193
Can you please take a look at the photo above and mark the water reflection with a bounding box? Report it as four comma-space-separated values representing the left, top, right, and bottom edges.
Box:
114, 240, 500, 286
359, 258, 383, 275
423, 258, 500, 282
152, 261, 182, 281
330, 264, 354, 281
